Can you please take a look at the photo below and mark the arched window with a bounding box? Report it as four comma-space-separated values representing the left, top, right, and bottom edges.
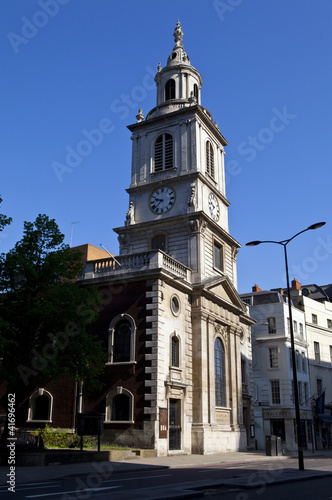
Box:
193, 83, 198, 100
214, 338, 226, 407
112, 394, 129, 421
28, 389, 53, 422
108, 315, 136, 363
34, 395, 49, 420
105, 388, 133, 422
113, 320, 131, 362
171, 335, 180, 367
165, 79, 175, 100
154, 133, 173, 172
151, 233, 167, 251
206, 141, 214, 178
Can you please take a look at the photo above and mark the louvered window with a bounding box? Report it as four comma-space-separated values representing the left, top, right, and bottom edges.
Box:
165, 79, 175, 100
155, 136, 163, 172
154, 134, 173, 172
206, 141, 214, 178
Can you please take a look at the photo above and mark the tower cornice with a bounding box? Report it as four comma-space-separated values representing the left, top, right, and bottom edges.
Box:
125, 171, 230, 208
127, 105, 228, 146
114, 211, 240, 249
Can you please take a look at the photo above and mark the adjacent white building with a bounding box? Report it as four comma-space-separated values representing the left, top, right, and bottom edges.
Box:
290, 282, 332, 449
240, 283, 313, 452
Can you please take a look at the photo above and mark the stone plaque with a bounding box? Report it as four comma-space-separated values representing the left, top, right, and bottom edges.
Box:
215, 410, 230, 425
159, 407, 168, 438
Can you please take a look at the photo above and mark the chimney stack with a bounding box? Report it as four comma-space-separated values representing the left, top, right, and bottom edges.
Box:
291, 278, 301, 291
252, 284, 262, 292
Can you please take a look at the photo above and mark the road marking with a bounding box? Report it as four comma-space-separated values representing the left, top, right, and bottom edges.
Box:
25, 485, 121, 498
199, 469, 220, 472
103, 473, 172, 483
0, 482, 61, 491
16, 484, 60, 492
0, 482, 60, 490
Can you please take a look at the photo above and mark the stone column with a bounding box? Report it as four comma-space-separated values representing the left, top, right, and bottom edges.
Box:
191, 307, 210, 453
228, 325, 238, 430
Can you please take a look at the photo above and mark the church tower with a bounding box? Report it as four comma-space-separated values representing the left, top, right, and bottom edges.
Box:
78, 22, 254, 456
112, 22, 254, 455
114, 21, 239, 288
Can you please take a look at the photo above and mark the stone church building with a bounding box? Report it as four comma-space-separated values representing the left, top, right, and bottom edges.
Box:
7, 22, 255, 456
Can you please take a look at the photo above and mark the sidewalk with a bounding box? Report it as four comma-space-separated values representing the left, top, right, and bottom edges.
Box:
1, 449, 332, 488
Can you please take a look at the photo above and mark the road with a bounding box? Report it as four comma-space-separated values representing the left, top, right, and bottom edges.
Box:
0, 457, 331, 499
195, 477, 332, 499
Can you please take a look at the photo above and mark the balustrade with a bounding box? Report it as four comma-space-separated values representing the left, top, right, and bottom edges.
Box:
80, 250, 190, 281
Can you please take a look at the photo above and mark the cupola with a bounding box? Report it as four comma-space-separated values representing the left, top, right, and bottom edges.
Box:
146, 21, 203, 120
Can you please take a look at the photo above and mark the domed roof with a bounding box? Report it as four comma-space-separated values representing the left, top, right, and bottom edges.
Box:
166, 21, 191, 67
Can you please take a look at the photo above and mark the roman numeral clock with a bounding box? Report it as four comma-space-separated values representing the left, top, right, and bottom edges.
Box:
208, 193, 220, 221
149, 187, 175, 215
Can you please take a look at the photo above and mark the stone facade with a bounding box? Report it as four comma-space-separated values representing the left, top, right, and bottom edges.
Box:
3, 22, 255, 456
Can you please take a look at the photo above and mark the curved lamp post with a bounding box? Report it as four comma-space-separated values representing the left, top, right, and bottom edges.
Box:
246, 222, 326, 471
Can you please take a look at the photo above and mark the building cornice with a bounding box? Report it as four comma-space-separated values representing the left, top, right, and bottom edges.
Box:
127, 104, 228, 146
126, 171, 230, 208
114, 211, 240, 249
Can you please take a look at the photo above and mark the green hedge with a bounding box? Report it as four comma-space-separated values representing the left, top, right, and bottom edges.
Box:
31, 425, 97, 449
30, 425, 130, 450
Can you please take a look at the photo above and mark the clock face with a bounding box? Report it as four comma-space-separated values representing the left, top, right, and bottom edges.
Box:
149, 187, 175, 214
208, 193, 220, 221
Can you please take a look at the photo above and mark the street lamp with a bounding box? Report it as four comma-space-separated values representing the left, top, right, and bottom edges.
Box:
246, 222, 326, 471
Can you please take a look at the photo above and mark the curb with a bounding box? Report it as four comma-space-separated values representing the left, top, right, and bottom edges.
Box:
1, 452, 332, 489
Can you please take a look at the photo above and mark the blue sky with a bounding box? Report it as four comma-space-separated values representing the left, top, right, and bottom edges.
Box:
1, 0, 331, 294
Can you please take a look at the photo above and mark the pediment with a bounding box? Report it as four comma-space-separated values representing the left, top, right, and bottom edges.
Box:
198, 275, 246, 312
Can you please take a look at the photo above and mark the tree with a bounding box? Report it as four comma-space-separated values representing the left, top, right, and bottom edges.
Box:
0, 214, 107, 446
0, 196, 12, 373
0, 196, 12, 233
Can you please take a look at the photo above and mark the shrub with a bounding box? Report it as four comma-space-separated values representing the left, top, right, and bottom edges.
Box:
31, 425, 97, 449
